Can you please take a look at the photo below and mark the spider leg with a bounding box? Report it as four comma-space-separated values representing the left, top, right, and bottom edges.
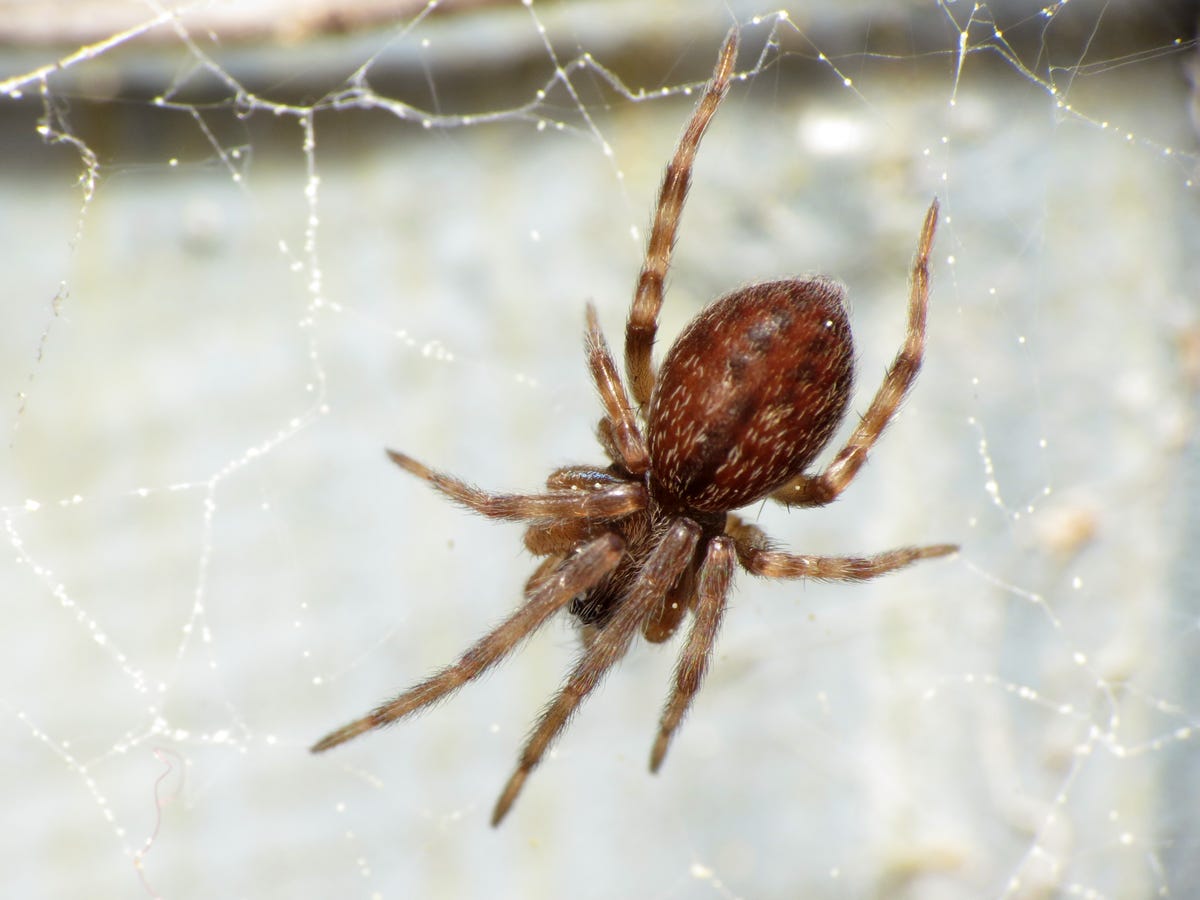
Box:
641, 564, 695, 643
387, 450, 646, 521
524, 518, 602, 557
585, 303, 648, 474
310, 533, 625, 754
543, 466, 628, 491
649, 534, 735, 772
525, 467, 642, 555
625, 29, 738, 408
771, 199, 940, 508
491, 518, 702, 826
726, 514, 956, 580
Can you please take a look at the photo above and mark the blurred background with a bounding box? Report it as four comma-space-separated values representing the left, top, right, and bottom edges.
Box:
2, 0, 1199, 897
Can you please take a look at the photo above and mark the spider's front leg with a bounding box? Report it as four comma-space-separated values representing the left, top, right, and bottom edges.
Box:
771, 199, 940, 509
310, 533, 625, 754
491, 518, 702, 826
650, 534, 735, 771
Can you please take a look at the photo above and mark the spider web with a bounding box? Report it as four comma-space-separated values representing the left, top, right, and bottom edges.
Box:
3, 0, 1199, 896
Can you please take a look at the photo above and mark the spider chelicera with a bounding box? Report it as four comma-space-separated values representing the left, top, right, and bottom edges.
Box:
312, 29, 957, 826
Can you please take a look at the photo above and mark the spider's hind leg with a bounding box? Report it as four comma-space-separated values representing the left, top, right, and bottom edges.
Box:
769, 200, 942, 510
624, 29, 739, 407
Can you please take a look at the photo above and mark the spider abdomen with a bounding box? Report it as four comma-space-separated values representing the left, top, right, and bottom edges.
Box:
646, 278, 854, 512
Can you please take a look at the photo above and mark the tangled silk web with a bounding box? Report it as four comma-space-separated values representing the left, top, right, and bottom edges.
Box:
2, 1, 1199, 897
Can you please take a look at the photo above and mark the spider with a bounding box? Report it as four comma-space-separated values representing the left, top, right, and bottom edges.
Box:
311, 29, 957, 826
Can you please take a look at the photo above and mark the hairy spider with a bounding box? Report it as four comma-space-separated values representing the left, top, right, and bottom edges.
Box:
311, 29, 956, 826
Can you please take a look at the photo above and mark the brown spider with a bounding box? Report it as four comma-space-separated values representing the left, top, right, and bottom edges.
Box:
311, 29, 957, 826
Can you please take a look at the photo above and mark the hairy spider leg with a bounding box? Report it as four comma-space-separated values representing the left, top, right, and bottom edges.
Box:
384, 450, 647, 521
650, 534, 735, 772
585, 303, 649, 474
725, 515, 957, 579
491, 519, 701, 825
625, 29, 739, 408
771, 200, 942, 508
310, 534, 625, 754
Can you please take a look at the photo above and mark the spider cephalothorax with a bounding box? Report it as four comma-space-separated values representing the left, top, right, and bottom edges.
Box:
312, 30, 956, 826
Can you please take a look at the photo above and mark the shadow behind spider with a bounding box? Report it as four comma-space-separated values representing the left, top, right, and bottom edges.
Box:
312, 29, 957, 826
